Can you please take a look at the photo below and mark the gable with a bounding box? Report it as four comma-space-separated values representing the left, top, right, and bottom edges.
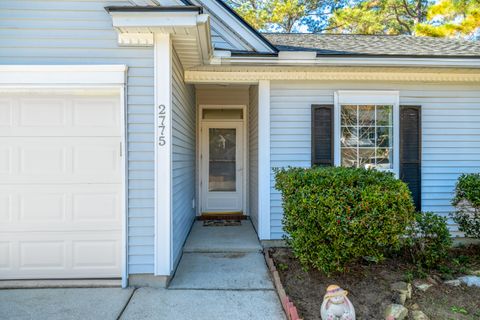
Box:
156, 0, 276, 52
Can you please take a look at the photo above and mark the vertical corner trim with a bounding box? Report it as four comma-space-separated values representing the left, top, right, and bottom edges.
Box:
154, 33, 173, 276
258, 80, 271, 240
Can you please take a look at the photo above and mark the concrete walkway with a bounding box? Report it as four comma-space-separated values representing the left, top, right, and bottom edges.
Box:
121, 220, 286, 320
0, 287, 134, 320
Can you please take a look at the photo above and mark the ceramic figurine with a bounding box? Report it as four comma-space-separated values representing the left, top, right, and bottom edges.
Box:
320, 285, 356, 320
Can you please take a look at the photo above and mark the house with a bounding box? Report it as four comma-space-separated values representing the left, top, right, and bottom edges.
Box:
1, 0, 479, 288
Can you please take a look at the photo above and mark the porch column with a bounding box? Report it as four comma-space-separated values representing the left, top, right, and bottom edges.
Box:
154, 33, 173, 275
258, 80, 271, 240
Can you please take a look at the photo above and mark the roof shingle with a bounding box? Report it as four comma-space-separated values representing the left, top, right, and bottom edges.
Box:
262, 33, 480, 57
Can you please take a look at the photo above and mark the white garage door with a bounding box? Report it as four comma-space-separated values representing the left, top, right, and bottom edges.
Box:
0, 89, 123, 279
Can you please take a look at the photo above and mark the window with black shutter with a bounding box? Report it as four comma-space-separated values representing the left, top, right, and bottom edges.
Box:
400, 105, 422, 210
311, 104, 334, 166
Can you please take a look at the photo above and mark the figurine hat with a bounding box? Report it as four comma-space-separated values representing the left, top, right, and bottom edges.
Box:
324, 285, 348, 300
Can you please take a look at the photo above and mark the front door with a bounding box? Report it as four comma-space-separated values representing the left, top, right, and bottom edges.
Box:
201, 122, 244, 213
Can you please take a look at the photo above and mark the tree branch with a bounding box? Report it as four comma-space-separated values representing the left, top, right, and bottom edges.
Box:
394, 4, 412, 34
402, 0, 417, 18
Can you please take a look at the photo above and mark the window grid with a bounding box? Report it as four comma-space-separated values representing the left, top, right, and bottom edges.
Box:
341, 104, 393, 170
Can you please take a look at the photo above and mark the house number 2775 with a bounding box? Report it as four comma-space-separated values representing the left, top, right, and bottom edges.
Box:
158, 104, 167, 146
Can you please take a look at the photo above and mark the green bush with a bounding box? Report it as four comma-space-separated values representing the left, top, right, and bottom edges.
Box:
452, 173, 480, 239
274, 166, 416, 274
404, 212, 452, 268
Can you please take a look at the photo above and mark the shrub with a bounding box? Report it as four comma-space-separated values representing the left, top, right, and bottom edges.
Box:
274, 166, 416, 274
452, 173, 480, 238
404, 212, 452, 268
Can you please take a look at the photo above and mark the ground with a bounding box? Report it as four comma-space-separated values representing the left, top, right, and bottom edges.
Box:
271, 246, 480, 320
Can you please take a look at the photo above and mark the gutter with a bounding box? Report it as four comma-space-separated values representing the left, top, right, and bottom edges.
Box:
212, 51, 480, 68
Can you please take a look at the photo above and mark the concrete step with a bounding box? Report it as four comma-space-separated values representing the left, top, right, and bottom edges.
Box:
169, 252, 273, 290
183, 220, 262, 253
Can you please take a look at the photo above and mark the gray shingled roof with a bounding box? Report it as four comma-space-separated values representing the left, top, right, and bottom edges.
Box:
262, 33, 480, 57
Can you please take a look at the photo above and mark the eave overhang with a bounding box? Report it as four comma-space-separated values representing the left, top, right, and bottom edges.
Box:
106, 6, 213, 68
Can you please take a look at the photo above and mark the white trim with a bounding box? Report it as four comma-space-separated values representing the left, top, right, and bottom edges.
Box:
258, 80, 271, 240
216, 55, 480, 68
0, 65, 127, 85
154, 34, 173, 275
118, 33, 154, 47
334, 90, 400, 177
119, 86, 128, 289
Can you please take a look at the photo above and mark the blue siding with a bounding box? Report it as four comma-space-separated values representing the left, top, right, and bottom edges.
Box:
270, 81, 480, 239
171, 49, 196, 267
0, 0, 156, 273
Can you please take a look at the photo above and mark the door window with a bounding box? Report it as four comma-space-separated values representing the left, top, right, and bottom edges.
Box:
208, 128, 236, 192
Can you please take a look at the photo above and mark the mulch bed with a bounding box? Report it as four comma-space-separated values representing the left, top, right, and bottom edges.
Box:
270, 245, 480, 320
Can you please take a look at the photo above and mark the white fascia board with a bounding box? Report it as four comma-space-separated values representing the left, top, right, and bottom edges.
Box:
110, 11, 201, 29
278, 51, 317, 60
197, 14, 213, 63
337, 90, 399, 105
0, 65, 127, 85
223, 56, 480, 68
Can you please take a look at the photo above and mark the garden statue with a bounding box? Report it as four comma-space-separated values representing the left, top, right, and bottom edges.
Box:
320, 285, 356, 320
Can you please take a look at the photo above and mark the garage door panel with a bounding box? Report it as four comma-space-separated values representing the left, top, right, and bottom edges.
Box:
19, 241, 66, 270
21, 144, 68, 176
0, 138, 121, 183
19, 98, 68, 127
73, 98, 120, 128
72, 240, 119, 269
0, 146, 13, 174
0, 184, 122, 232
20, 192, 67, 222
0, 233, 121, 279
0, 242, 10, 270
73, 143, 119, 176
0, 99, 13, 126
0, 94, 121, 137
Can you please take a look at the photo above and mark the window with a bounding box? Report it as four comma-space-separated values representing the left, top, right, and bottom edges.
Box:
340, 105, 393, 170
334, 91, 399, 175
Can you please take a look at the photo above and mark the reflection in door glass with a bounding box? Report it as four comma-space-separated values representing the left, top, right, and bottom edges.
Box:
209, 128, 236, 192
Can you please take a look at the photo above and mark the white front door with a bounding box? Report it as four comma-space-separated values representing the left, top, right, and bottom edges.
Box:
201, 122, 244, 213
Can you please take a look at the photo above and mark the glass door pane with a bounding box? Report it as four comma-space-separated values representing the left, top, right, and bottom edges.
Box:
208, 128, 236, 192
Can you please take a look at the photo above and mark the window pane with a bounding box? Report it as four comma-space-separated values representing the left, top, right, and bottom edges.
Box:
358, 105, 375, 126
377, 105, 393, 126
341, 148, 357, 167
341, 127, 357, 147
376, 148, 393, 169
209, 128, 236, 192
377, 127, 392, 148
358, 127, 375, 147
341, 105, 357, 127
358, 148, 376, 169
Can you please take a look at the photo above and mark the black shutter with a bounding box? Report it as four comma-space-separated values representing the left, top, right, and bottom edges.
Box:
311, 104, 334, 166
400, 105, 422, 210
